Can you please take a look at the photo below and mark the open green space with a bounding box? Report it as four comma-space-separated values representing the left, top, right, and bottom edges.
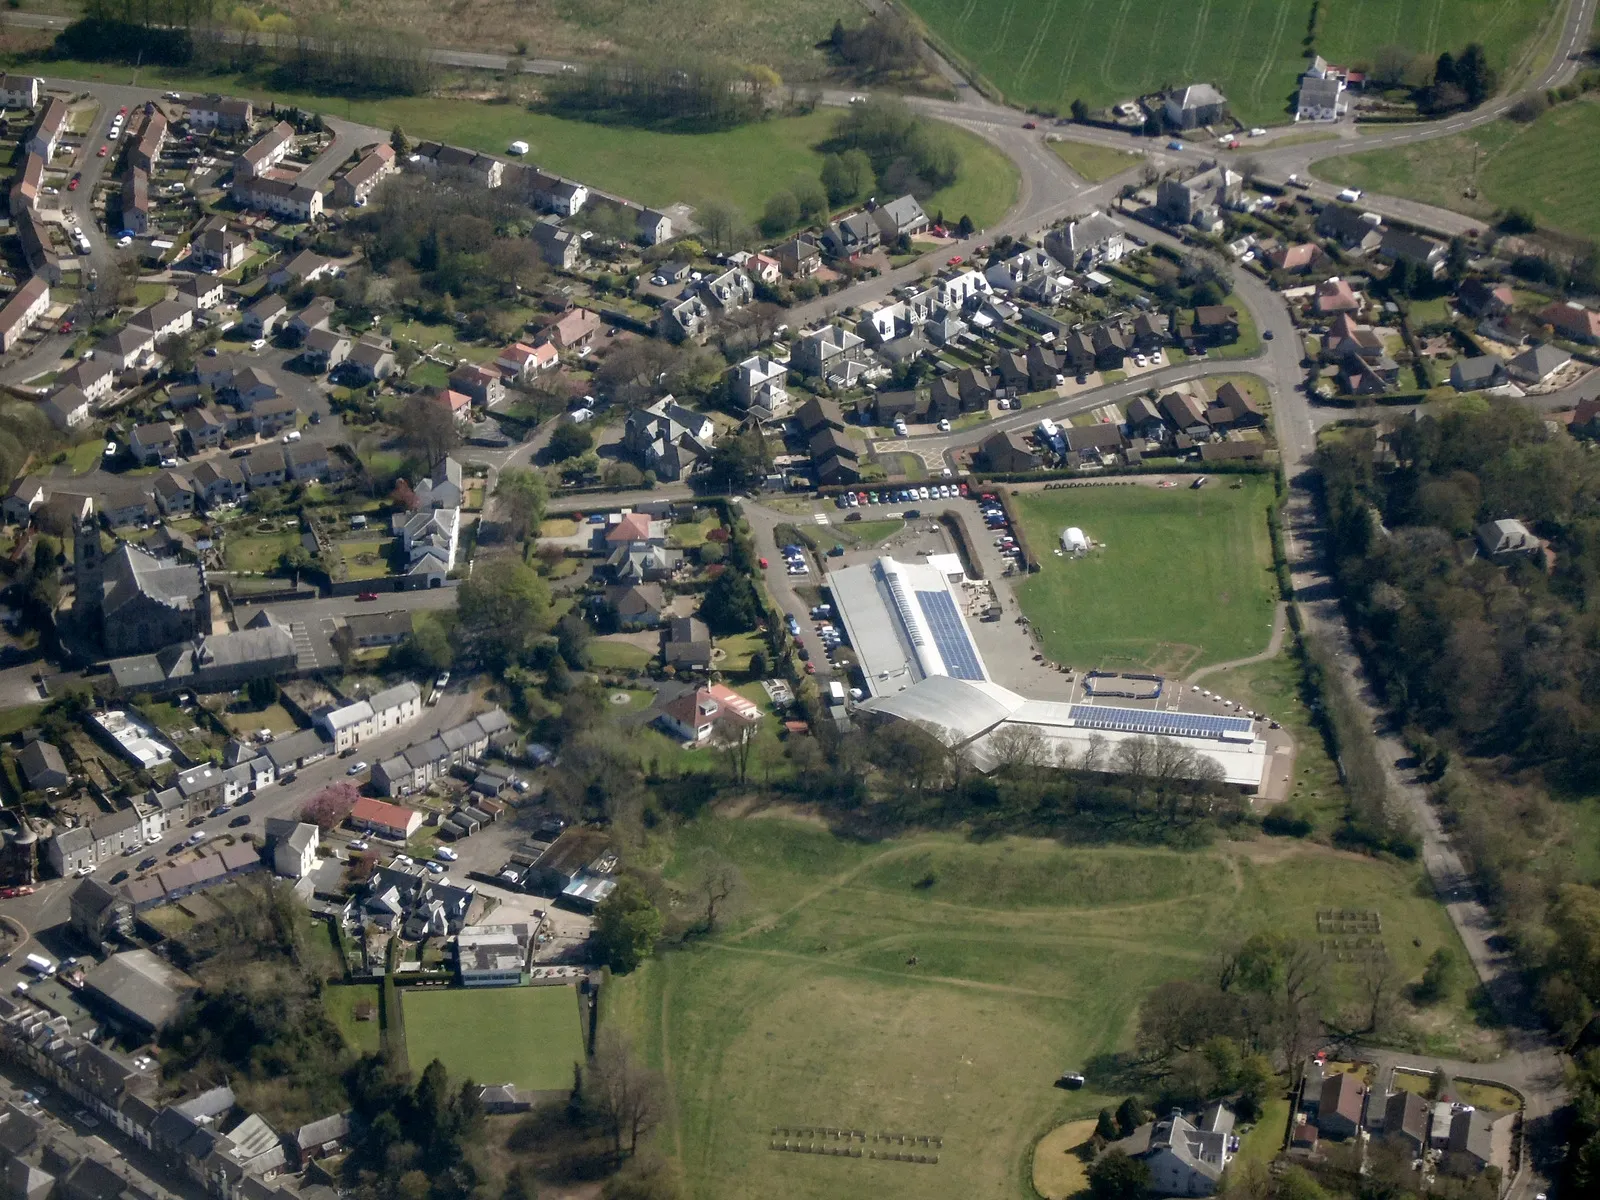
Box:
900, 0, 1549, 126
589, 638, 656, 671
1047, 139, 1142, 184
324, 984, 383, 1055
1314, 99, 1600, 241
335, 539, 395, 581
1206, 293, 1262, 361
401, 985, 585, 1092
16, 60, 1016, 227
608, 817, 1472, 1200
1010, 478, 1277, 674
223, 531, 298, 573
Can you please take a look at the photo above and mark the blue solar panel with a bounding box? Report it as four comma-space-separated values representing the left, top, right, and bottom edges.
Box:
1069, 704, 1253, 739
915, 590, 985, 681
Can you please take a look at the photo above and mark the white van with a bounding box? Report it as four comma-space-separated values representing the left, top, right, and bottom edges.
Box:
23, 953, 55, 977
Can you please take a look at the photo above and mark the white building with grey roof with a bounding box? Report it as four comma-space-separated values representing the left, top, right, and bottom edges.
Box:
314, 681, 423, 752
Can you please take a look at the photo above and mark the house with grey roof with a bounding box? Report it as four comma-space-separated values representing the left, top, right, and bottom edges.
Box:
1379, 228, 1447, 277
1475, 518, 1538, 558
1507, 343, 1571, 385
1317, 204, 1384, 253
1164, 83, 1228, 129
821, 211, 880, 258
1450, 355, 1508, 392
1119, 1109, 1231, 1196
18, 738, 68, 791
1046, 213, 1128, 270
870, 194, 929, 241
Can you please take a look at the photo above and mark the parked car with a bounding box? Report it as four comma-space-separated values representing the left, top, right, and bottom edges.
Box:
346, 760, 368, 776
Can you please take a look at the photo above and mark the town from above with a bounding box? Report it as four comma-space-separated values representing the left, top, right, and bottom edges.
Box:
0, 2, 1596, 1199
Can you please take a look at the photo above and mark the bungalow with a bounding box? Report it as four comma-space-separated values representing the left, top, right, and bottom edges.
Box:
1315, 277, 1361, 315
1444, 1108, 1508, 1178
1190, 305, 1240, 347
43, 385, 91, 432
1199, 440, 1264, 463
0, 275, 49, 352
605, 583, 666, 630
1125, 395, 1166, 439
234, 121, 294, 179
343, 610, 414, 648
1507, 343, 1571, 385
662, 615, 714, 672
1379, 228, 1447, 277
545, 306, 602, 352
794, 395, 846, 435
1450, 355, 1508, 392
1268, 242, 1321, 273
1540, 300, 1600, 344
746, 252, 781, 284
659, 683, 760, 744
349, 796, 423, 841
1381, 1091, 1429, 1157
1457, 279, 1514, 318
1204, 381, 1264, 429
332, 143, 397, 207
19, 737, 69, 790
1159, 390, 1211, 438
1316, 205, 1383, 253
1064, 422, 1129, 466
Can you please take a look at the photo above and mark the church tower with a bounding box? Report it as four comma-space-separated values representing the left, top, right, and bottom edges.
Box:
71, 508, 104, 632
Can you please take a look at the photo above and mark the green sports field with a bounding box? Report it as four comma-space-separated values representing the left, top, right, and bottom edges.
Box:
608, 817, 1480, 1200
900, 0, 1552, 126
401, 985, 585, 1092
1315, 97, 1600, 241
1010, 477, 1278, 675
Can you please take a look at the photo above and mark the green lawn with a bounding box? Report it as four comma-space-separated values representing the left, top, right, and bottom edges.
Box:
223, 531, 298, 573
607, 817, 1477, 1200
714, 630, 767, 674
1207, 294, 1262, 360
1011, 478, 1277, 674
19, 61, 1016, 227
336, 539, 395, 581
325, 984, 383, 1055
1314, 97, 1600, 240
590, 638, 656, 671
805, 518, 906, 556
901, 0, 1550, 126
1235, 1095, 1290, 1166
63, 439, 106, 473
402, 985, 586, 1092
1047, 139, 1143, 184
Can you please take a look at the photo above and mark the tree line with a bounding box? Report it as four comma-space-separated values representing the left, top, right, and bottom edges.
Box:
543, 56, 775, 131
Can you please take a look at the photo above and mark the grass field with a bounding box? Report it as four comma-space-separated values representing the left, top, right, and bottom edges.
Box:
589, 638, 656, 671
1047, 139, 1143, 184
223, 531, 298, 573
325, 984, 383, 1055
900, 0, 1549, 126
1031, 1119, 1095, 1199
1010, 478, 1277, 675
608, 817, 1477, 1200
402, 986, 585, 1092
16, 60, 1017, 227
1314, 99, 1600, 240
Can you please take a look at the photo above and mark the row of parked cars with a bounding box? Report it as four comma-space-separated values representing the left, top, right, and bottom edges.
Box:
977, 495, 1026, 571
835, 482, 971, 509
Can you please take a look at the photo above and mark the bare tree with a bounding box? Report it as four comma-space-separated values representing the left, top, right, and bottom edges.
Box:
687, 847, 747, 934
1358, 955, 1400, 1034
587, 1031, 666, 1158
988, 723, 1047, 775
718, 719, 759, 787
395, 393, 461, 466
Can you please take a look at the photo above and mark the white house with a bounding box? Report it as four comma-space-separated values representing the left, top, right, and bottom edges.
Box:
273, 821, 319, 879
315, 681, 423, 752
392, 507, 461, 582
0, 74, 43, 109
0, 275, 49, 352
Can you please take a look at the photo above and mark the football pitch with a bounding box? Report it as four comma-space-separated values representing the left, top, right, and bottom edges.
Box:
1009, 478, 1278, 676
901, 0, 1551, 126
402, 985, 586, 1092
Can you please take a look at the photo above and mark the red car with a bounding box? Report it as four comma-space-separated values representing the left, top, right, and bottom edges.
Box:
758, 557, 768, 568
96, 145, 107, 157
67, 177, 79, 191
947, 255, 964, 266
58, 321, 72, 334
118, 105, 127, 115
0, 886, 35, 899
958, 482, 969, 496
804, 661, 816, 675
356, 591, 378, 601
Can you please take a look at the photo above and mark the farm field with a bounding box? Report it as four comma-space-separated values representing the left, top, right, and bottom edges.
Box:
1314, 98, 1600, 241
17, 61, 1017, 228
1010, 478, 1278, 675
608, 817, 1476, 1200
401, 985, 585, 1092
898, 0, 1550, 126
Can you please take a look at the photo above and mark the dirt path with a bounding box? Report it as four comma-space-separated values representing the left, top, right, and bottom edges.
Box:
1185, 601, 1288, 684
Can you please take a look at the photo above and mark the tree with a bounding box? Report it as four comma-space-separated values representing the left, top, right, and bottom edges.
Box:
546, 419, 595, 463
1414, 947, 1454, 1004
697, 200, 741, 253
840, 147, 875, 199
301, 781, 362, 829
592, 877, 663, 973
957, 214, 974, 237
820, 153, 855, 205
704, 424, 771, 492
699, 569, 762, 634
454, 557, 550, 667
687, 847, 747, 932
1088, 1148, 1149, 1200
396, 393, 461, 465
1070, 97, 1089, 122
601, 1151, 681, 1200
1114, 1097, 1144, 1137
602, 461, 646, 490
392, 479, 421, 512
391, 125, 411, 156
245, 675, 278, 709
1235, 1053, 1275, 1121
761, 190, 800, 236
492, 466, 549, 542
1095, 1108, 1118, 1141
1428, 1064, 1453, 1100
1358, 954, 1401, 1032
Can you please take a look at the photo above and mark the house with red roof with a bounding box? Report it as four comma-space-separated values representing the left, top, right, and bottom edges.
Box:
349, 796, 423, 840
1540, 300, 1600, 345
1315, 277, 1361, 315
496, 341, 557, 378
658, 684, 761, 744
434, 388, 472, 422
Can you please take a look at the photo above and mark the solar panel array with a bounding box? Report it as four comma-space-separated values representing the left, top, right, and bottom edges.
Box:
1068, 704, 1254, 739
915, 590, 985, 681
